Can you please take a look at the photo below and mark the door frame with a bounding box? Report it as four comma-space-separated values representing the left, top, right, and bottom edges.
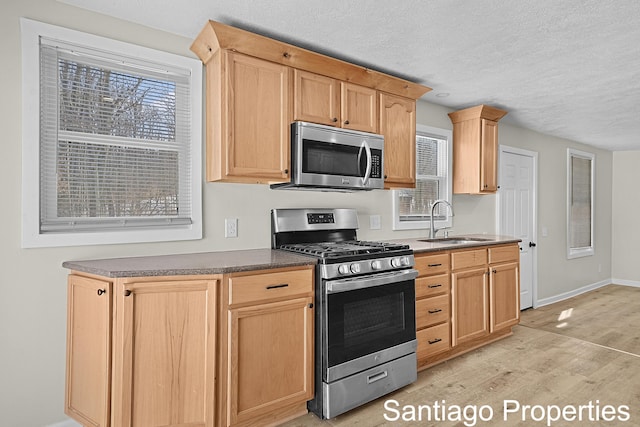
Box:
496, 145, 539, 309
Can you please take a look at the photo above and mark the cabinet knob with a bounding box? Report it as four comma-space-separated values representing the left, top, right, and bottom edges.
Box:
344, 120, 350, 125
124, 290, 132, 297
97, 289, 106, 296
284, 169, 289, 174
332, 117, 338, 123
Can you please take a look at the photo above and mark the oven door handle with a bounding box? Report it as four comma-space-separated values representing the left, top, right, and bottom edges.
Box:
325, 269, 418, 294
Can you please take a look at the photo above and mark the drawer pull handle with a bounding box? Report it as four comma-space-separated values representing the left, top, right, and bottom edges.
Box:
428, 338, 443, 345
97, 289, 106, 296
427, 284, 442, 288
266, 283, 289, 290
367, 370, 388, 384
428, 309, 443, 314
428, 263, 442, 267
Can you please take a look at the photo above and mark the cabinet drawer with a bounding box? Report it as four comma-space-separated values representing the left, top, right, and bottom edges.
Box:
415, 253, 450, 276
415, 274, 450, 298
228, 268, 313, 306
417, 323, 450, 359
451, 248, 487, 270
416, 294, 449, 329
488, 244, 520, 264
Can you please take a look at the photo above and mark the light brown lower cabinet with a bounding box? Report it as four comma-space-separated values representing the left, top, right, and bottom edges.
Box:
221, 267, 314, 427
65, 275, 112, 427
415, 243, 520, 370
451, 266, 490, 346
65, 265, 314, 427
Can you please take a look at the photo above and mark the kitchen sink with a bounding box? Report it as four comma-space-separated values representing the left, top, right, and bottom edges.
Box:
417, 237, 493, 244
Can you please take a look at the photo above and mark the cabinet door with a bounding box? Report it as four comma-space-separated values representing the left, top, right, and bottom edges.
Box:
341, 82, 377, 132
490, 262, 520, 331
480, 119, 498, 192
451, 267, 489, 346
379, 93, 416, 188
113, 279, 218, 427
293, 69, 340, 126
228, 297, 314, 426
65, 275, 112, 427
226, 52, 289, 181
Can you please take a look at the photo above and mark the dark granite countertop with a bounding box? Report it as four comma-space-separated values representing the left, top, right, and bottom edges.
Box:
62, 248, 317, 278
386, 234, 521, 254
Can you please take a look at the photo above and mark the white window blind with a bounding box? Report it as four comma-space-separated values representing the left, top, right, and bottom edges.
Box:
39, 38, 193, 232
567, 148, 594, 258
393, 125, 452, 230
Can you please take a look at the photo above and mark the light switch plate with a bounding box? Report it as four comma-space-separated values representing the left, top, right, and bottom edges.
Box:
369, 215, 381, 230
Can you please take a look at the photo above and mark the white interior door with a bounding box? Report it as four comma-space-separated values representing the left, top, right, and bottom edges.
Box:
498, 146, 537, 309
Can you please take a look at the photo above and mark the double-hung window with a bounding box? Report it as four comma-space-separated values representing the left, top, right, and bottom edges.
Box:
21, 19, 202, 247
393, 124, 452, 230
567, 148, 595, 259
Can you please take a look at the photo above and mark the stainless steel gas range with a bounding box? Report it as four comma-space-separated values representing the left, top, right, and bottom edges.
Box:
271, 208, 418, 419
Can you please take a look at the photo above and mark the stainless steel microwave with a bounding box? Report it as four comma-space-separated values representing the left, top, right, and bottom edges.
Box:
271, 121, 384, 191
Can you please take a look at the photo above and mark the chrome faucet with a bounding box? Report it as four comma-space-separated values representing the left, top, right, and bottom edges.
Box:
430, 199, 454, 239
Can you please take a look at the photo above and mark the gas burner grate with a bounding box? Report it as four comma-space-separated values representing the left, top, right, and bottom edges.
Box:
278, 240, 410, 258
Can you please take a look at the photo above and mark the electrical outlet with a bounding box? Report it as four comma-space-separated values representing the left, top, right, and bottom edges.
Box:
369, 215, 381, 230
225, 218, 238, 238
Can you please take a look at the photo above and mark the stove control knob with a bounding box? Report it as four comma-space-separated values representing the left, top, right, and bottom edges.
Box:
391, 257, 401, 268
371, 260, 383, 270
401, 256, 411, 266
350, 263, 361, 274
338, 264, 350, 275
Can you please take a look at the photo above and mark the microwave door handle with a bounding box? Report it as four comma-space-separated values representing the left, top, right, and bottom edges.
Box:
361, 140, 372, 185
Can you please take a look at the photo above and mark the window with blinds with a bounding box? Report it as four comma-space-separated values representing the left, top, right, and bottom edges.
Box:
393, 125, 452, 230
21, 19, 202, 247
567, 148, 595, 258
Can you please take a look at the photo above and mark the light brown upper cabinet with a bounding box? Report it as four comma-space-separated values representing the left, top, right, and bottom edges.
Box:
191, 20, 431, 185
293, 70, 377, 133
448, 105, 507, 194
380, 93, 416, 188
203, 50, 291, 184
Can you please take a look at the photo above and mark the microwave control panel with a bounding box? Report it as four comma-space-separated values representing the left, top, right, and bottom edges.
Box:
371, 149, 382, 178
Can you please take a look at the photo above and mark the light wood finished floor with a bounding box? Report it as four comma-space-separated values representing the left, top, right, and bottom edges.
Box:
281, 284, 640, 426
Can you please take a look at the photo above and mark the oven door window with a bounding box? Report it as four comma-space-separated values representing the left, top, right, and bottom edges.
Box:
302, 139, 367, 177
325, 278, 416, 368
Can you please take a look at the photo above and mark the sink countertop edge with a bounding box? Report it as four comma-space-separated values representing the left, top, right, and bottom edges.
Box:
387, 235, 522, 253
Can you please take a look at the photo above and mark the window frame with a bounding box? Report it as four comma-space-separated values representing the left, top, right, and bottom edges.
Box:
566, 148, 595, 259
392, 124, 453, 231
20, 18, 202, 248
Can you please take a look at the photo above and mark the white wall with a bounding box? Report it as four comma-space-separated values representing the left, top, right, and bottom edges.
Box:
498, 124, 613, 300
0, 1, 619, 425
612, 151, 640, 284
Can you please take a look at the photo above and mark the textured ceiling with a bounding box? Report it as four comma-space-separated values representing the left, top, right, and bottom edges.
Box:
60, 0, 640, 151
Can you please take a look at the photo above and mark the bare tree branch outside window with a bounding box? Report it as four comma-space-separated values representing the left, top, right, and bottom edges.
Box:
55, 59, 180, 219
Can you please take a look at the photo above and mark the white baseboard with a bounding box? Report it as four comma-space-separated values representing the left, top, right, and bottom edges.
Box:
46, 419, 81, 427
611, 278, 640, 288
536, 279, 612, 307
